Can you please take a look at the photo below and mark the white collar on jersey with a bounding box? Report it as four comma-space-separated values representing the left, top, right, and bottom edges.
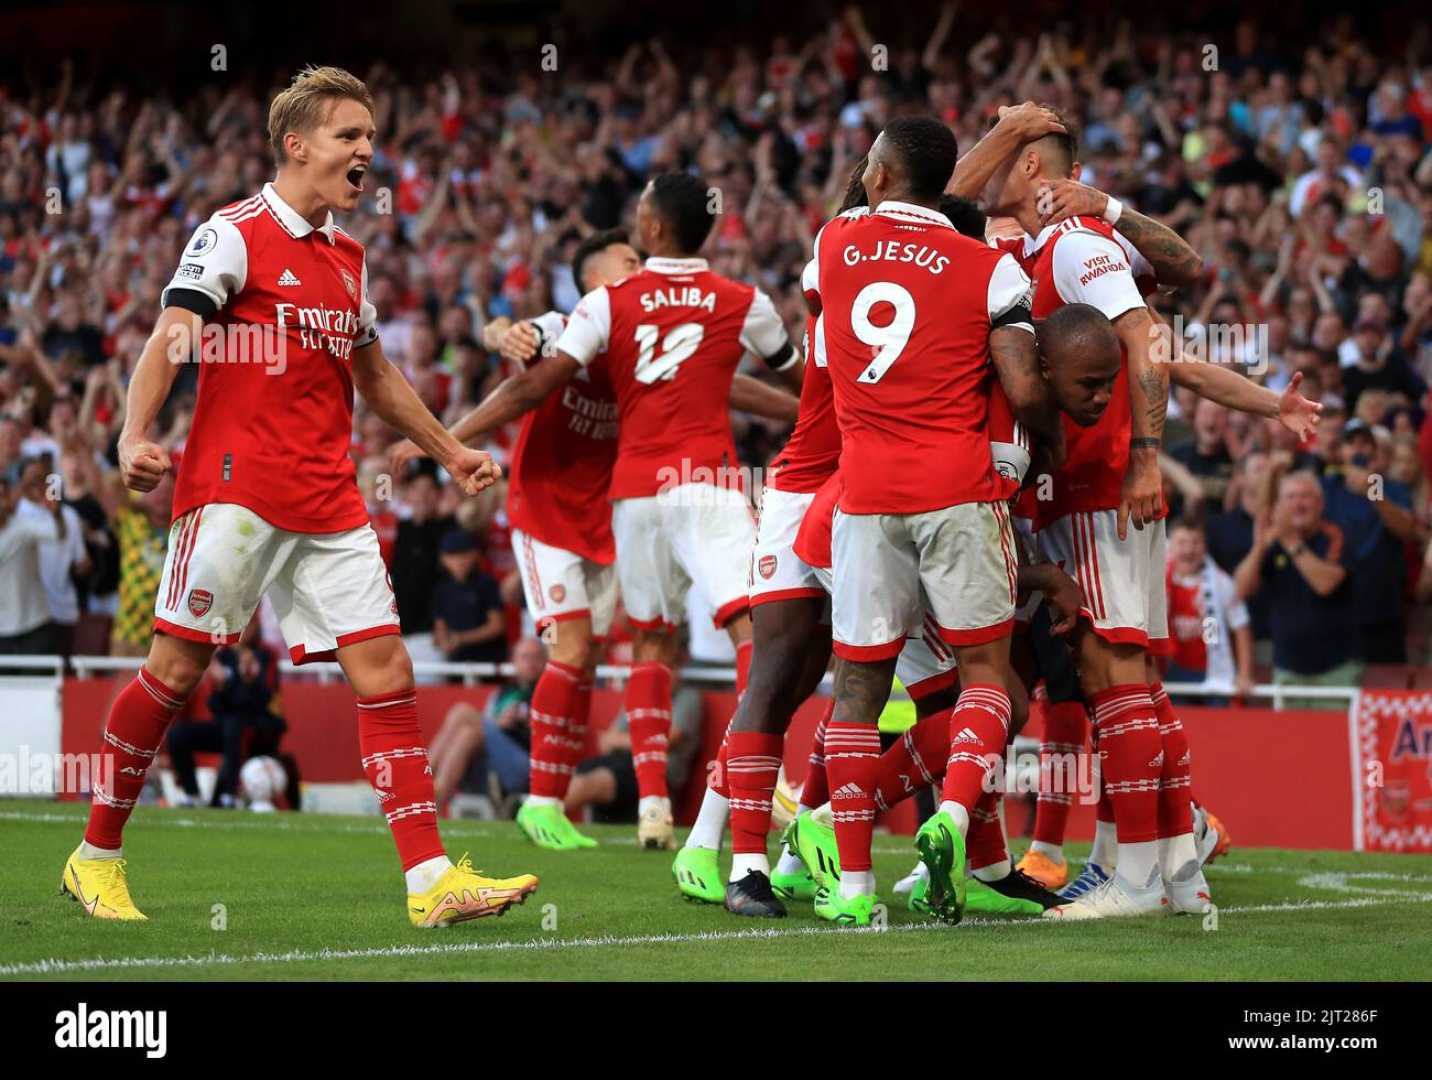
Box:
645, 256, 709, 274
1023, 220, 1084, 258
261, 182, 338, 244
873, 200, 954, 229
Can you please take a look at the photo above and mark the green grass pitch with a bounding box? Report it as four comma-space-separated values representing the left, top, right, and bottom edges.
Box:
4, 799, 1431, 981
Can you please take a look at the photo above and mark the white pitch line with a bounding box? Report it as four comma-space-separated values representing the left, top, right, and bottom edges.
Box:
3, 892, 1431, 979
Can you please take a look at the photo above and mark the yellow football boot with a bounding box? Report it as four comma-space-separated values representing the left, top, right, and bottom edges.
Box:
60, 847, 148, 921
407, 853, 539, 928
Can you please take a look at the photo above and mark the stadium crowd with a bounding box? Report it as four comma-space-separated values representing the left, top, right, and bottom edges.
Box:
3, 6, 1432, 696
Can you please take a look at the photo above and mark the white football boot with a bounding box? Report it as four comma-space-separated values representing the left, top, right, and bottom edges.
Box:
1043, 870, 1169, 920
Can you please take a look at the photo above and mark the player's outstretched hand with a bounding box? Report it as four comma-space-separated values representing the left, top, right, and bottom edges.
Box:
117, 435, 171, 493
1117, 454, 1163, 540
447, 446, 503, 496
1040, 178, 1108, 226
1276, 371, 1323, 442
388, 438, 425, 476
499, 321, 541, 366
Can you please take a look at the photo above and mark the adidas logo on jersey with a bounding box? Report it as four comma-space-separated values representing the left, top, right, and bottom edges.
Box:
831, 782, 867, 801
951, 727, 981, 746
277, 268, 302, 286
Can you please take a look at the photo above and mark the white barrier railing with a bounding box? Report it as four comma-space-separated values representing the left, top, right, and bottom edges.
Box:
0, 655, 1367, 710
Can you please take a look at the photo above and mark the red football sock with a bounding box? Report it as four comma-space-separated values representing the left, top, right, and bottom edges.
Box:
571, 673, 593, 771
727, 731, 783, 855
1033, 698, 1089, 847
824, 720, 881, 873
708, 715, 733, 798
527, 660, 584, 799
734, 639, 752, 698
873, 711, 946, 811
967, 789, 1008, 871
1150, 682, 1195, 839
800, 698, 834, 810
625, 661, 672, 800
938, 684, 1011, 813
358, 688, 444, 871
84, 667, 189, 850
1088, 684, 1162, 845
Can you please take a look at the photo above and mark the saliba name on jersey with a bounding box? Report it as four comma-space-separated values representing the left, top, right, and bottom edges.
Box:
840, 239, 951, 275
638, 285, 718, 313
274, 301, 361, 360
559, 383, 619, 439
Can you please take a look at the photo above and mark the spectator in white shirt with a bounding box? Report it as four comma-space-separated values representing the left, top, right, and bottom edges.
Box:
16, 456, 91, 661
0, 472, 67, 656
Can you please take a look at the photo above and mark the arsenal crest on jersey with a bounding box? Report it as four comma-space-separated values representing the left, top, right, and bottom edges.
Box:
188, 589, 214, 618
340, 267, 358, 300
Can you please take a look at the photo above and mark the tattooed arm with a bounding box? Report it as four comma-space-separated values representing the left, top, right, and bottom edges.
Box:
1042, 178, 1204, 287
990, 324, 1065, 466
1113, 305, 1168, 538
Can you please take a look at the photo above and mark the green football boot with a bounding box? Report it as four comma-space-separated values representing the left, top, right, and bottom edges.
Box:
784, 810, 842, 892
770, 863, 818, 902
671, 846, 723, 904
813, 884, 879, 927
913, 811, 967, 925
516, 800, 597, 850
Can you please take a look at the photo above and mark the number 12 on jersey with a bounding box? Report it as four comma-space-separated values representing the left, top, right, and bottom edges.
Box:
634, 322, 705, 384
851, 281, 915, 384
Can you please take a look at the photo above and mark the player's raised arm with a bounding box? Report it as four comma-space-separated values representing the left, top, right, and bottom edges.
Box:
948, 102, 1067, 201
1042, 178, 1204, 287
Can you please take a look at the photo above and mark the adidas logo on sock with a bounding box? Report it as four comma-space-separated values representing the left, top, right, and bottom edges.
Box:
1178, 749, 1191, 766
277, 268, 302, 286
1148, 750, 1165, 769
951, 727, 981, 746
831, 782, 867, 801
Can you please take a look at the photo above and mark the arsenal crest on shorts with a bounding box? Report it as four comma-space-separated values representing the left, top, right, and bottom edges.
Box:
758, 554, 777, 580
340, 267, 357, 300
188, 589, 214, 618
549, 584, 566, 604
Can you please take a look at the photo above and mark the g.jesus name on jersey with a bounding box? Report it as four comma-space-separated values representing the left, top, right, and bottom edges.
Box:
555, 256, 793, 499
508, 311, 620, 565
812, 202, 1034, 515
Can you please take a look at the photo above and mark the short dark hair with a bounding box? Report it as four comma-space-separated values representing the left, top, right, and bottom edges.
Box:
646, 172, 716, 253
1036, 104, 1079, 175
938, 195, 986, 240
1040, 302, 1118, 355
572, 228, 630, 289
879, 117, 958, 202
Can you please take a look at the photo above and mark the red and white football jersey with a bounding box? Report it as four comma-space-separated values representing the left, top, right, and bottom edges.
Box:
506, 310, 618, 564
1017, 216, 1154, 530
767, 265, 841, 495
555, 257, 793, 500
813, 202, 1033, 515
160, 183, 377, 534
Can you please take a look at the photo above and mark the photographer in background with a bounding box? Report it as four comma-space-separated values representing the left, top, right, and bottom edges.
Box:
166, 619, 285, 808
